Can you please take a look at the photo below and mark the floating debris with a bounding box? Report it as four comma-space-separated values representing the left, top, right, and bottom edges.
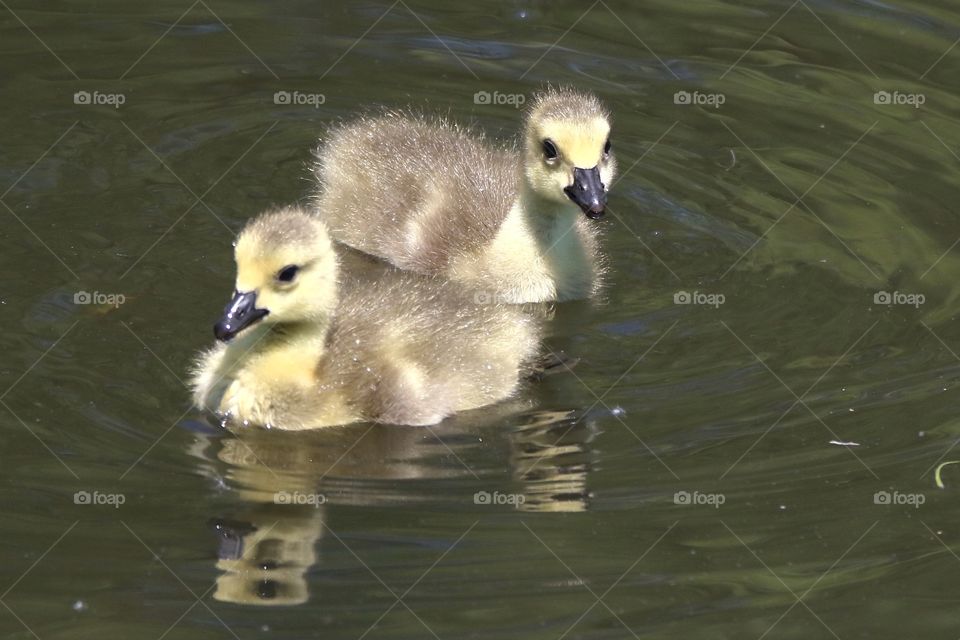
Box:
723, 148, 736, 171
934, 461, 959, 489
829, 440, 860, 446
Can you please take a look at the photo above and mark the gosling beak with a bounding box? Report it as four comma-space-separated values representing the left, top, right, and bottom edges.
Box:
214, 291, 269, 342
564, 166, 607, 219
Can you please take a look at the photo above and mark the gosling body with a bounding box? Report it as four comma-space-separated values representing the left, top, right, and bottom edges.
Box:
191, 206, 540, 430
313, 88, 616, 303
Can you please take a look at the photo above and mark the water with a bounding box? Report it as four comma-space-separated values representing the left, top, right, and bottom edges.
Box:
2, 0, 960, 637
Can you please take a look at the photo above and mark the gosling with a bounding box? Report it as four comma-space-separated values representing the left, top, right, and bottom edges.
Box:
190, 206, 541, 429
313, 87, 616, 304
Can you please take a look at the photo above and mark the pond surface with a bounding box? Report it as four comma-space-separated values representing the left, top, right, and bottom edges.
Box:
2, 0, 960, 637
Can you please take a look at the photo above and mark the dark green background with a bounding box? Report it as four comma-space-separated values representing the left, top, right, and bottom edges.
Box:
2, 0, 960, 637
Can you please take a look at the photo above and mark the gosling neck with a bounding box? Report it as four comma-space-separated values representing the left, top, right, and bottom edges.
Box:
515, 181, 583, 250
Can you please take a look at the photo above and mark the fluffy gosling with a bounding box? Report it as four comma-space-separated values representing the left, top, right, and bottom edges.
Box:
191, 206, 541, 429
313, 87, 616, 303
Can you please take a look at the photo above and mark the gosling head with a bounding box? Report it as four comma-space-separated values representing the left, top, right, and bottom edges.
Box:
214, 206, 338, 342
522, 88, 616, 219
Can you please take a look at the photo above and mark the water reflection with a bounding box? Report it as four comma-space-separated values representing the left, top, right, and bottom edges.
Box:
192, 406, 597, 605
198, 423, 461, 606
210, 509, 323, 606
511, 410, 597, 513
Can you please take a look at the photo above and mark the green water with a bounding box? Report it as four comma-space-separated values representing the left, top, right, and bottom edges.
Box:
3, 0, 960, 637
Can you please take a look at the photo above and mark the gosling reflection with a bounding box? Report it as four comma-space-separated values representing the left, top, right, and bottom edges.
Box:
203, 429, 339, 607
200, 422, 475, 606
209, 509, 322, 606
510, 410, 598, 513
196, 406, 598, 605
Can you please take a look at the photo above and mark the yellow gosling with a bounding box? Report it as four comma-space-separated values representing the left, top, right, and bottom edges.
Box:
313, 87, 616, 303
191, 206, 541, 429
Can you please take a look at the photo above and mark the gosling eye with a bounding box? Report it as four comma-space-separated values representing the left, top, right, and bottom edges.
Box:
603, 138, 611, 157
542, 138, 559, 162
276, 265, 300, 283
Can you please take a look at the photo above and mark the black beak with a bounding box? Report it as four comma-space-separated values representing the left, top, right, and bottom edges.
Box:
214, 291, 269, 342
564, 166, 607, 219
